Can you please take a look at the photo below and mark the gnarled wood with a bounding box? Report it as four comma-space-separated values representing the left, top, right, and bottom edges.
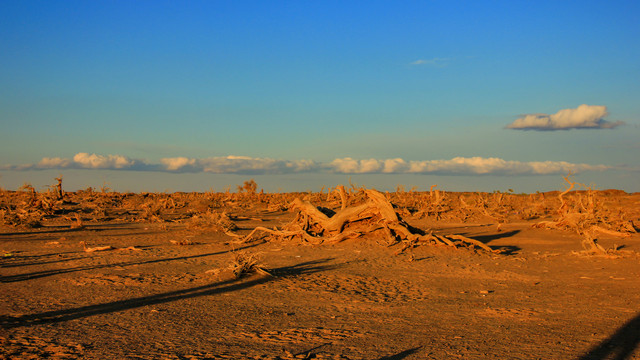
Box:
244, 187, 499, 254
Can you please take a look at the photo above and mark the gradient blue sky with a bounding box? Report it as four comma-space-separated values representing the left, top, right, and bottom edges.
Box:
1, 1, 638, 193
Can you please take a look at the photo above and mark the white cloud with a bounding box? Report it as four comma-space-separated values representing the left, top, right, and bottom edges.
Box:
159, 156, 318, 174
6, 153, 147, 171
3, 153, 611, 176
329, 158, 383, 173
37, 157, 72, 168
328, 158, 362, 173
329, 157, 610, 175
198, 156, 317, 174
383, 158, 409, 173
526, 161, 609, 174
407, 157, 509, 174
506, 104, 624, 130
329, 158, 408, 174
410, 57, 450, 67
161, 157, 198, 171
73, 153, 137, 169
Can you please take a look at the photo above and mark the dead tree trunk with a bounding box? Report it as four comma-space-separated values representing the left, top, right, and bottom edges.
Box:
243, 188, 499, 253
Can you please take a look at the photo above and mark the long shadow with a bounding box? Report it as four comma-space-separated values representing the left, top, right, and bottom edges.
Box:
377, 346, 423, 359
0, 223, 153, 238
468, 230, 520, 243
1, 250, 84, 260
456, 230, 522, 255
578, 312, 640, 360
1, 245, 161, 269
292, 343, 331, 357
1, 258, 334, 329
0, 227, 85, 237
1, 250, 86, 269
1, 256, 87, 269
1, 242, 262, 283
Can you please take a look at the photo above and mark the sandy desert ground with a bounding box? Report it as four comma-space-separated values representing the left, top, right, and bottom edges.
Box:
1, 181, 639, 359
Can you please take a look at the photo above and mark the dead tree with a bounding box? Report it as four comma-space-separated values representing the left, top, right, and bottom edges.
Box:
244, 188, 498, 253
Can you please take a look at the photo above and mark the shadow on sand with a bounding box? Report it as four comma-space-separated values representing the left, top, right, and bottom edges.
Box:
1, 258, 335, 329
1, 242, 262, 283
578, 312, 640, 360
0, 223, 147, 237
458, 229, 522, 254
470, 230, 521, 242
377, 346, 423, 359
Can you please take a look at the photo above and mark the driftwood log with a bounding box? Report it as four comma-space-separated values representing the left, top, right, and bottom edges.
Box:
243, 188, 498, 253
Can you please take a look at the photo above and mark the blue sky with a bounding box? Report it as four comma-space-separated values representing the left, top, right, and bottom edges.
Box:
1, 1, 638, 193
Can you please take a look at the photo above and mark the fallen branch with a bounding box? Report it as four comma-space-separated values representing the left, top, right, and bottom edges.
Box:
80, 241, 141, 252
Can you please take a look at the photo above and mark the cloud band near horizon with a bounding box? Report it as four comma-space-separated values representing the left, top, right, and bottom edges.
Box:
0, 152, 612, 176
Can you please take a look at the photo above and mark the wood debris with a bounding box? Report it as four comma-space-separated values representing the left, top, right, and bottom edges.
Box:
244, 188, 500, 253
